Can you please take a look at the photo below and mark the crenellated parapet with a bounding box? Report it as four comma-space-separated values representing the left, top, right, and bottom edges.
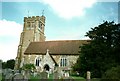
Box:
24, 16, 45, 24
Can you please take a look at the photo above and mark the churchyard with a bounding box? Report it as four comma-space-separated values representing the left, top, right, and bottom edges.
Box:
1, 68, 102, 81
1, 68, 89, 81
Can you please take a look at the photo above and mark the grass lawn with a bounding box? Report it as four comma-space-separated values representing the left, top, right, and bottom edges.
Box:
71, 76, 86, 81
30, 74, 53, 81
71, 76, 85, 79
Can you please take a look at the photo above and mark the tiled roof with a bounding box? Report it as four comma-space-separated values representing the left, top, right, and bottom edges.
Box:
24, 40, 89, 55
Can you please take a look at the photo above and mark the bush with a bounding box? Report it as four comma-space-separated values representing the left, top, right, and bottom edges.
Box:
22, 64, 36, 71
102, 66, 120, 79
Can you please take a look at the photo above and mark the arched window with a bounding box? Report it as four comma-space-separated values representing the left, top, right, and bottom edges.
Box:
65, 58, 67, 66
35, 57, 41, 66
60, 58, 67, 67
60, 59, 62, 66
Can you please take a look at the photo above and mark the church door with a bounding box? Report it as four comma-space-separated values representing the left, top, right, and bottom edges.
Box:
44, 64, 50, 71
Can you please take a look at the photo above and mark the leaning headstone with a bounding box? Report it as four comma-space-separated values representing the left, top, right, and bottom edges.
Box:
13, 73, 24, 81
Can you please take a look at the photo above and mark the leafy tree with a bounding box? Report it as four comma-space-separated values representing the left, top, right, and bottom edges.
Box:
102, 66, 120, 79
2, 62, 6, 69
73, 21, 120, 78
6, 59, 15, 69
2, 59, 15, 69
0, 60, 2, 69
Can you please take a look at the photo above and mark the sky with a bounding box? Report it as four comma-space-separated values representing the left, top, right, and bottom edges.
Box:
0, 0, 119, 61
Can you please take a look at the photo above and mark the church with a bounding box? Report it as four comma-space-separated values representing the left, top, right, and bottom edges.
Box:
14, 15, 88, 72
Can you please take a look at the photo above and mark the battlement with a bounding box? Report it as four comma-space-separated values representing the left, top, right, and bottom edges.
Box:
24, 16, 45, 23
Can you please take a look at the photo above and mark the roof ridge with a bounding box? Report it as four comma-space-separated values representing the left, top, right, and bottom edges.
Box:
31, 40, 88, 43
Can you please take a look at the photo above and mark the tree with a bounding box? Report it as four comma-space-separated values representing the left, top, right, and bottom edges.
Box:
73, 21, 120, 78
102, 66, 120, 79
2, 62, 6, 69
2, 59, 15, 69
6, 59, 15, 69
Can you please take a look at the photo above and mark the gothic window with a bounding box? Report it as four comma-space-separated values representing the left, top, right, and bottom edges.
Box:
60, 58, 67, 67
60, 59, 62, 66
35, 57, 41, 66
65, 58, 67, 66
27, 22, 32, 30
38, 22, 43, 31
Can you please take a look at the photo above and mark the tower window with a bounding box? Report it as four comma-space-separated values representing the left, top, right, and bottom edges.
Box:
28, 22, 30, 27
38, 22, 42, 30
32, 23, 35, 27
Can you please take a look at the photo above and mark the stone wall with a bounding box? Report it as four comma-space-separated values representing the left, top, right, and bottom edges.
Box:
23, 54, 79, 72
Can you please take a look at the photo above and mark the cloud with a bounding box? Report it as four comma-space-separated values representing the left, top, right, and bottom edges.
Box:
41, 0, 97, 19
0, 19, 22, 61
46, 25, 90, 41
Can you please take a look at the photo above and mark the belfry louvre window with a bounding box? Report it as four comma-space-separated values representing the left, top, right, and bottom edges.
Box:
60, 58, 67, 67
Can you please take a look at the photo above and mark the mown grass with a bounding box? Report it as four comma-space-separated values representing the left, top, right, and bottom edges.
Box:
71, 76, 86, 81
71, 76, 85, 79
29, 74, 53, 81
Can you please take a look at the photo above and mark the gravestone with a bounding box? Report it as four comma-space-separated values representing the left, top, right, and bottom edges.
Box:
53, 71, 59, 79
65, 72, 69, 78
3, 69, 12, 76
14, 70, 19, 74
21, 70, 25, 76
2, 69, 5, 76
7, 69, 12, 73
13, 73, 24, 81
37, 72, 41, 79
5, 73, 14, 81
33, 72, 37, 77
86, 71, 91, 81
24, 70, 30, 79
41, 71, 48, 79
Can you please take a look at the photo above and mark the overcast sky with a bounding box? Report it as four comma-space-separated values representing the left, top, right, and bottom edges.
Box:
0, 0, 119, 61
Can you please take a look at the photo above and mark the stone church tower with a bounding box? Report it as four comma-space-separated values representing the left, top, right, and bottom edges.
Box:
14, 15, 46, 69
